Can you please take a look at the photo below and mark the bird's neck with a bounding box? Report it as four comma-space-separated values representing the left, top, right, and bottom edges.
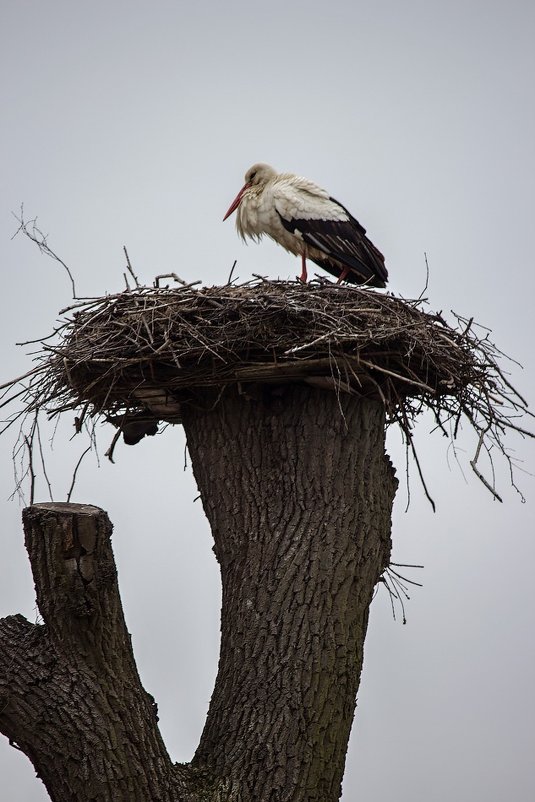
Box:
237, 186, 266, 238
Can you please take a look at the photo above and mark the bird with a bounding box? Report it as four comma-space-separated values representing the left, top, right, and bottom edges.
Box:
223, 163, 387, 287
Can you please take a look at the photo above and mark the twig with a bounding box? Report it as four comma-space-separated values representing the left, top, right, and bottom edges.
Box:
154, 273, 190, 288
12, 206, 78, 298
227, 260, 238, 284
0, 368, 44, 391
24, 434, 35, 505
470, 424, 503, 502
123, 246, 140, 288
404, 431, 411, 513
284, 329, 339, 355
358, 359, 436, 394
417, 252, 430, 301
36, 418, 54, 501
66, 446, 92, 502
400, 406, 437, 512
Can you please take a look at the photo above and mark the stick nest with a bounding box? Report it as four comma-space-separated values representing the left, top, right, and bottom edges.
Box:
3, 278, 532, 497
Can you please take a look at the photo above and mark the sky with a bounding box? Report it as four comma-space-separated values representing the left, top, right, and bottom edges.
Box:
1, 1, 534, 800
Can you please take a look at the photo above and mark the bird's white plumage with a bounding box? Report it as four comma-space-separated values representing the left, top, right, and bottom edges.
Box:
237, 172, 348, 254
224, 163, 387, 287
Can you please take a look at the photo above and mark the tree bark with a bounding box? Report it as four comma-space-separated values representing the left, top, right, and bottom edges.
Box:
181, 385, 397, 801
0, 385, 397, 802
0, 504, 183, 801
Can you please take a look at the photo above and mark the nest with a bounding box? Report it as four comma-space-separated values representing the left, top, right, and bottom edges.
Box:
2, 278, 531, 500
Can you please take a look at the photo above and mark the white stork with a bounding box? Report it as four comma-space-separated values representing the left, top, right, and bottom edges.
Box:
223, 163, 388, 287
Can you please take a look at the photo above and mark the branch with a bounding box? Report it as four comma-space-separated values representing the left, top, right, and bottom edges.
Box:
123, 246, 140, 288
12, 207, 78, 299
470, 424, 503, 502
0, 504, 187, 801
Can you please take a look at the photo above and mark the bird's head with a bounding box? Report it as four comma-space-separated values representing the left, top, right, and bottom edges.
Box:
223, 163, 277, 220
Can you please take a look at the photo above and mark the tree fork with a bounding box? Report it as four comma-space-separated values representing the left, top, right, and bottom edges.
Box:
182, 384, 398, 801
1, 385, 397, 802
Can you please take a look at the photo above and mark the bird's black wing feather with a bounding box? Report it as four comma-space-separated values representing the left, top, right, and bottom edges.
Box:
277, 197, 388, 287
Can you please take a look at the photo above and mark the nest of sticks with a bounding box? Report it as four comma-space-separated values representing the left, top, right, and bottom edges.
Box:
2, 278, 532, 499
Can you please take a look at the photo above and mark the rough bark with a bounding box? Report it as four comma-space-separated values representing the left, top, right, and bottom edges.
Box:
0, 384, 397, 802
182, 385, 397, 801
0, 504, 183, 801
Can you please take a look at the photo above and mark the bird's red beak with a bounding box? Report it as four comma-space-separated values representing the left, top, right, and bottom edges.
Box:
223, 182, 250, 221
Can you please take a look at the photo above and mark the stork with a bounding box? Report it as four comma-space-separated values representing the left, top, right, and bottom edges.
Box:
223, 163, 387, 287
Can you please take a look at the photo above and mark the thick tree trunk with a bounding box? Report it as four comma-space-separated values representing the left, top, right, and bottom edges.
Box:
0, 385, 397, 802
182, 385, 397, 801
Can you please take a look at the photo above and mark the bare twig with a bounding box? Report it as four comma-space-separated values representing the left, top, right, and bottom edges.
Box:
227, 260, 238, 284
417, 252, 430, 301
66, 446, 92, 502
36, 418, 54, 501
470, 424, 503, 502
12, 206, 78, 298
153, 273, 199, 288
24, 435, 35, 505
123, 246, 140, 288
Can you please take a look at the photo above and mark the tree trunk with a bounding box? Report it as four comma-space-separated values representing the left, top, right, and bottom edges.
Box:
181, 385, 397, 801
0, 384, 397, 802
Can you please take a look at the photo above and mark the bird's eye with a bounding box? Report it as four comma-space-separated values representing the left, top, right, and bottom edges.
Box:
249, 171, 256, 182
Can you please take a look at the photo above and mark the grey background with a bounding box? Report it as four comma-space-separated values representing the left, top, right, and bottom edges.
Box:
1, 1, 534, 799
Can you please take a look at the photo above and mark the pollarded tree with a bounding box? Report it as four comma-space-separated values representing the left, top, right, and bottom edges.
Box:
0, 280, 531, 801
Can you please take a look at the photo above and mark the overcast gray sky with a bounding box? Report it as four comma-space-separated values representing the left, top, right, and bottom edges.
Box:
1, 1, 534, 799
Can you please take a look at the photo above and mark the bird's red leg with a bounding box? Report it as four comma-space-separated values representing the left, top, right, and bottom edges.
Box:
337, 267, 350, 284
299, 253, 308, 283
